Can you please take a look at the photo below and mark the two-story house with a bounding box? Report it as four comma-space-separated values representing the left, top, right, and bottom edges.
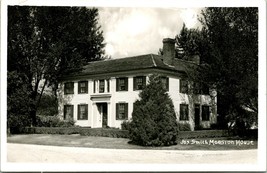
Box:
58, 38, 217, 130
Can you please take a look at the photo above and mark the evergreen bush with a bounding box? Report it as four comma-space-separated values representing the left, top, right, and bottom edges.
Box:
128, 74, 179, 146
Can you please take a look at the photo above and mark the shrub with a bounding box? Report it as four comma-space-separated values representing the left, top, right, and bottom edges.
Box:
80, 128, 129, 138
178, 123, 191, 131
128, 74, 179, 146
8, 114, 31, 134
36, 115, 75, 127
121, 120, 131, 131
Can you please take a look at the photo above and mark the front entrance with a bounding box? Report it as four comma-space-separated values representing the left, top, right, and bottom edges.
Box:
96, 103, 108, 128
194, 104, 200, 130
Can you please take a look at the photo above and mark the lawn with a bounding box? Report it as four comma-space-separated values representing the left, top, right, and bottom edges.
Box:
7, 134, 257, 150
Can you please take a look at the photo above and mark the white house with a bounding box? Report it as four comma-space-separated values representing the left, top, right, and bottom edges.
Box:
58, 38, 217, 130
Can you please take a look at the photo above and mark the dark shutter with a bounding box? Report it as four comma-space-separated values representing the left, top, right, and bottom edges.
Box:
116, 103, 119, 119
166, 77, 169, 91
71, 105, 74, 119
116, 78, 119, 91
78, 82, 81, 94
143, 76, 146, 88
70, 82, 74, 94
64, 105, 67, 120
85, 81, 88, 93
85, 104, 88, 120
78, 105, 80, 120
125, 103, 128, 120
125, 78, 128, 91
93, 80, 96, 93
133, 77, 136, 91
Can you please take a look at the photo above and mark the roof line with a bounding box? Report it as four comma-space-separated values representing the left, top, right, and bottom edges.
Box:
151, 54, 157, 67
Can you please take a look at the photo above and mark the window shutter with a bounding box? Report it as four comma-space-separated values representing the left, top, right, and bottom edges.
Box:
71, 105, 74, 119
85, 81, 88, 93
116, 103, 119, 119
125, 103, 128, 120
125, 78, 128, 91
64, 83, 67, 95
64, 105, 67, 120
133, 77, 136, 91
166, 77, 169, 91
71, 82, 74, 94
93, 80, 96, 93
78, 82, 81, 94
116, 78, 119, 91
78, 105, 80, 120
85, 104, 88, 120
143, 76, 146, 88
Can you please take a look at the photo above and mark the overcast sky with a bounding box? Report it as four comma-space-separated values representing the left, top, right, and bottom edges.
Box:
98, 7, 203, 59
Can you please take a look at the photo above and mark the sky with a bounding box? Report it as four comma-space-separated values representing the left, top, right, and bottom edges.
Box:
98, 7, 203, 59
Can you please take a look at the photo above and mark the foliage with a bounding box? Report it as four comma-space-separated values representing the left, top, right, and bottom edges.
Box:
23, 127, 81, 135
36, 115, 75, 127
79, 128, 129, 138
37, 94, 58, 116
176, 8, 258, 128
178, 123, 191, 131
128, 74, 179, 146
8, 6, 105, 126
121, 120, 131, 131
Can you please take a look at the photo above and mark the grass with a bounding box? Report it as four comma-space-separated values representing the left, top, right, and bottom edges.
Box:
7, 134, 257, 150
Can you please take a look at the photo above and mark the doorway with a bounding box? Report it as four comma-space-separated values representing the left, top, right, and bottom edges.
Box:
96, 103, 108, 128
194, 104, 200, 130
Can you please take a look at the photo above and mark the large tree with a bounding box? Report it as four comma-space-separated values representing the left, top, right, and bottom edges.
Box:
176, 8, 258, 127
8, 6, 105, 126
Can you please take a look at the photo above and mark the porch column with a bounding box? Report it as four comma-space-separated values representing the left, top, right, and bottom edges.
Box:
107, 102, 112, 127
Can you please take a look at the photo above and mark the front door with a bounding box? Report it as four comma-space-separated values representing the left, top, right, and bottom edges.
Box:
96, 103, 108, 128
194, 104, 200, 130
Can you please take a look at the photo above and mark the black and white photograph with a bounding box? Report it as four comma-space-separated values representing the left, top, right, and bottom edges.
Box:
1, 0, 266, 172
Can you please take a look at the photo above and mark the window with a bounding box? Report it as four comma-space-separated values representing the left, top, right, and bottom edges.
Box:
160, 77, 169, 91
193, 82, 201, 94
202, 105, 210, 121
93, 80, 96, 93
78, 104, 88, 120
64, 105, 73, 120
180, 79, 188, 94
99, 80, 105, 93
133, 76, 146, 90
180, 104, 189, 120
78, 81, 88, 94
201, 84, 209, 95
116, 77, 128, 91
116, 103, 128, 120
64, 82, 74, 94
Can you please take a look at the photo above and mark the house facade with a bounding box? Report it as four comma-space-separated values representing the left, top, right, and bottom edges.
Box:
58, 38, 217, 130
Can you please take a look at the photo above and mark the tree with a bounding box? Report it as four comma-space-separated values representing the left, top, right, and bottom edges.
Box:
8, 6, 105, 126
175, 8, 258, 129
128, 74, 179, 146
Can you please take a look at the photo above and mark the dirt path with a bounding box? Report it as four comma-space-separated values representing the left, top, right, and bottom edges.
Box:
7, 143, 257, 164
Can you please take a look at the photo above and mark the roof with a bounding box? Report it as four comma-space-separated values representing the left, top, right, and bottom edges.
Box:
62, 54, 197, 79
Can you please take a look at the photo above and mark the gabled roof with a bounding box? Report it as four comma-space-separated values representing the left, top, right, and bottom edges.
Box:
62, 53, 198, 79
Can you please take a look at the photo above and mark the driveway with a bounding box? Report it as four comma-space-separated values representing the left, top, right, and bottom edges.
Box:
7, 143, 257, 164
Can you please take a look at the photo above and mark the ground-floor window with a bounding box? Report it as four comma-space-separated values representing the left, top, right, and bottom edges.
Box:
64, 105, 74, 120
202, 105, 210, 121
180, 104, 189, 120
116, 103, 128, 120
78, 104, 88, 120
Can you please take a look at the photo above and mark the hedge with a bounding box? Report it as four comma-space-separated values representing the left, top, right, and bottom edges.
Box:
22, 127, 129, 138
178, 130, 229, 139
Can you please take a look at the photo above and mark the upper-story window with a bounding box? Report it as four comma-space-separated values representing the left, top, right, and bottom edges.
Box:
193, 82, 201, 94
116, 77, 128, 91
78, 81, 88, 94
64, 82, 74, 95
99, 80, 105, 93
180, 79, 188, 94
160, 76, 169, 91
133, 76, 146, 90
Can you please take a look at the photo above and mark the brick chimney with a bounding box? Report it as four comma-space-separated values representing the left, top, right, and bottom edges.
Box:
162, 38, 175, 65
